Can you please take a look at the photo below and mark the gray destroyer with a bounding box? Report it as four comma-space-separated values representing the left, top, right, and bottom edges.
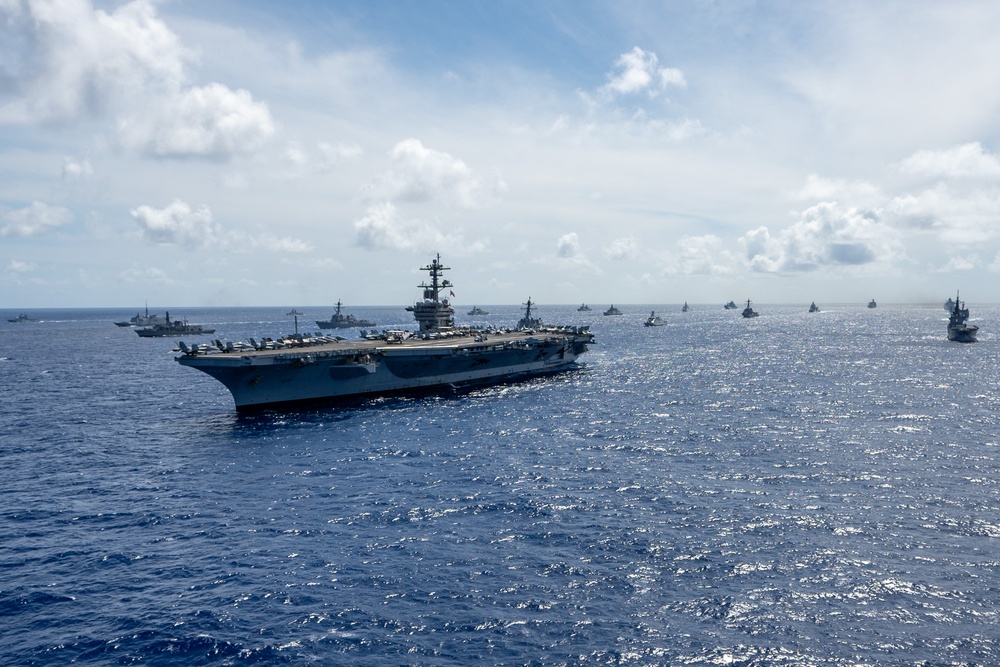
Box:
175, 255, 595, 411
947, 292, 978, 343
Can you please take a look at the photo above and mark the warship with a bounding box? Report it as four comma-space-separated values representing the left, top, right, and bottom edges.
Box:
809, 301, 820, 313
136, 312, 215, 337
603, 305, 622, 316
947, 292, 978, 343
723, 301, 737, 310
114, 303, 163, 327
577, 304, 592, 312
868, 299, 877, 308
8, 313, 38, 323
644, 311, 664, 327
315, 300, 375, 329
741, 299, 759, 318
175, 255, 595, 412
467, 306, 489, 316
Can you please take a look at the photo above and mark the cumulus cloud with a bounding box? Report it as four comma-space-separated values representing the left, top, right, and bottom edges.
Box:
353, 201, 487, 254
1, 201, 73, 237
886, 183, 1000, 243
131, 200, 311, 251
551, 232, 601, 273
131, 200, 216, 248
364, 139, 505, 208
600, 47, 686, 98
0, 0, 274, 158
660, 234, 738, 276
740, 202, 897, 273
898, 142, 1000, 180
119, 83, 274, 158
606, 235, 640, 261
556, 232, 581, 258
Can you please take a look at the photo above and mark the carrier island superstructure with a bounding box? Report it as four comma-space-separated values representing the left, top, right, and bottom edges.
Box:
175, 255, 595, 411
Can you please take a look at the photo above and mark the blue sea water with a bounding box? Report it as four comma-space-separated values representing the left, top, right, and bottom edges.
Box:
1, 303, 998, 666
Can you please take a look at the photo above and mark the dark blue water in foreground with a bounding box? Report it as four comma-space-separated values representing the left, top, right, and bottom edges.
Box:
2, 303, 998, 666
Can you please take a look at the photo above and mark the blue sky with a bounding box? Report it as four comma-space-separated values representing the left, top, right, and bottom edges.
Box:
3, 0, 1000, 308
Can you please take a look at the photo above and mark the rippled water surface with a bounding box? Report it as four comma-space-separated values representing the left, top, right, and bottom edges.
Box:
2, 304, 998, 665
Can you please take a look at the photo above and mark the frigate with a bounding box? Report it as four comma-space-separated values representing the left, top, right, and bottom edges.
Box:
175, 255, 595, 411
947, 292, 978, 343
136, 312, 215, 337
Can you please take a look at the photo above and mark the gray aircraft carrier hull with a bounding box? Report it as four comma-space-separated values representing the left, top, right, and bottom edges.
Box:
177, 329, 593, 411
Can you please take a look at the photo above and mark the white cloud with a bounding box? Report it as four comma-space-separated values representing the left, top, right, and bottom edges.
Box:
897, 142, 1000, 180
317, 141, 363, 170
353, 201, 487, 254
600, 47, 686, 98
936, 254, 979, 272
792, 174, 881, 205
740, 202, 897, 273
119, 266, 172, 284
131, 199, 310, 251
223, 232, 311, 254
120, 83, 274, 158
556, 232, 580, 258
7, 259, 36, 273
886, 183, 1000, 244
0, 0, 273, 158
61, 156, 93, 180
1, 201, 73, 237
131, 200, 216, 248
606, 235, 639, 261
364, 138, 505, 208
661, 234, 738, 276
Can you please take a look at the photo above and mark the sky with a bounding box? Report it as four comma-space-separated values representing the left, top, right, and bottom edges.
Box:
3, 0, 1000, 309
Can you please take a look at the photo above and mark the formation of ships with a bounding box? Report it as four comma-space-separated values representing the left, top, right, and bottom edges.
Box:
8, 261, 983, 411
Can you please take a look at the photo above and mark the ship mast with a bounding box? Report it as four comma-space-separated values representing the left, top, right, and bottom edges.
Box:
406, 253, 456, 333
420, 254, 452, 302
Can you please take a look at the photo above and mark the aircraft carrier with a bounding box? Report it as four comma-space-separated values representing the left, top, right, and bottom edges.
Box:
175, 255, 595, 411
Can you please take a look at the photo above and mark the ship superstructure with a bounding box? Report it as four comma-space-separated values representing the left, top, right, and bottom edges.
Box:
175, 255, 595, 411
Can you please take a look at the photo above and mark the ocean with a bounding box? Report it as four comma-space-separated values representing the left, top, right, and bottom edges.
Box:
1, 303, 998, 666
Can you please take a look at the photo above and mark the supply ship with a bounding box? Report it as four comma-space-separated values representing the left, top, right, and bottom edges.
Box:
175, 255, 595, 411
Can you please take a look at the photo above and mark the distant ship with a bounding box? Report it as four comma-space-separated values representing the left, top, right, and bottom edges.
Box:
742, 299, 759, 318
8, 313, 38, 323
947, 292, 978, 343
467, 306, 489, 315
175, 255, 595, 412
577, 304, 592, 312
944, 297, 955, 311
867, 299, 877, 308
136, 312, 215, 337
681, 302, 689, 312
114, 303, 163, 327
603, 305, 622, 316
809, 302, 820, 313
724, 301, 738, 310
316, 300, 375, 329
644, 311, 664, 327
